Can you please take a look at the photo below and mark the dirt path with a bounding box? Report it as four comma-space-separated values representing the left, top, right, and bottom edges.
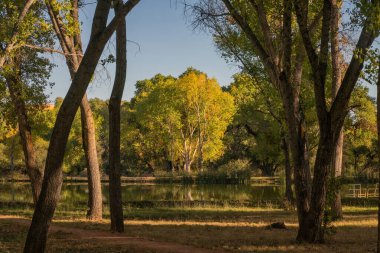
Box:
0, 215, 226, 253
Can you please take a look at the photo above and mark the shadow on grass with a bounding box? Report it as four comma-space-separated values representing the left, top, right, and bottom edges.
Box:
0, 204, 377, 253
1, 217, 376, 253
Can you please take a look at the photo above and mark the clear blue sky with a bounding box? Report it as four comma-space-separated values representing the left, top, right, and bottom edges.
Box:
47, 0, 379, 102
47, 0, 239, 102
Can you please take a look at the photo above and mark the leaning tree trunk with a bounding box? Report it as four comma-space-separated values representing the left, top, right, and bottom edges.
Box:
44, 0, 103, 221
22, 0, 137, 250
108, 0, 126, 233
71, 0, 103, 221
7, 70, 43, 204
80, 95, 103, 220
330, 0, 343, 220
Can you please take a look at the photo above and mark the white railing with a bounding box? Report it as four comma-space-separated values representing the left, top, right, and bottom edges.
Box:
346, 183, 378, 198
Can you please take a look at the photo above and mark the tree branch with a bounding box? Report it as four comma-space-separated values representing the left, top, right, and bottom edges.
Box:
221, 0, 278, 86
22, 44, 83, 57
0, 0, 37, 69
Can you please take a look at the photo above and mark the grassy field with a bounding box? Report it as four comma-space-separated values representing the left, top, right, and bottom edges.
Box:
0, 205, 377, 252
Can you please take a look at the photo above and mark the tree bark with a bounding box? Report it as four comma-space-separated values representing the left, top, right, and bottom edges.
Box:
80, 95, 103, 220
282, 136, 294, 204
108, 0, 127, 233
297, 126, 334, 242
331, 131, 343, 219
196, 109, 204, 171
23, 1, 140, 251
6, 66, 43, 204
330, 0, 343, 220
45, 0, 103, 220
9, 134, 16, 179
221, 0, 312, 227
294, 0, 378, 242
197, 134, 203, 171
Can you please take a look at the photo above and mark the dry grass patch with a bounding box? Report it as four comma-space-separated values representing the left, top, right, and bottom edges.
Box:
0, 206, 377, 252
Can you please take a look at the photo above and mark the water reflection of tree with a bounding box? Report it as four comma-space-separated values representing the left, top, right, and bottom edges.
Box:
0, 183, 32, 203
0, 183, 285, 208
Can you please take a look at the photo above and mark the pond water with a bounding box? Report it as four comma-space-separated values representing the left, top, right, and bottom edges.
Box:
0, 182, 283, 204
0, 182, 372, 210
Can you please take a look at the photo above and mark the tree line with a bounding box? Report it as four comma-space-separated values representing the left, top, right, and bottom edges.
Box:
1, 70, 377, 179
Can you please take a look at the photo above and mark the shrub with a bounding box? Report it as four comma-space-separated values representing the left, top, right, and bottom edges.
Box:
197, 159, 251, 184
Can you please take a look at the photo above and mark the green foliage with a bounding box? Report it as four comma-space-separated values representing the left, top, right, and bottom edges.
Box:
0, 0, 55, 175
220, 73, 285, 176
344, 85, 377, 177
322, 177, 342, 236
130, 68, 235, 173
0, 0, 53, 53
197, 159, 251, 184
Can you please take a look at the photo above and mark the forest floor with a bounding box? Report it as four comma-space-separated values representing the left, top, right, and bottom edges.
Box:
0, 206, 377, 253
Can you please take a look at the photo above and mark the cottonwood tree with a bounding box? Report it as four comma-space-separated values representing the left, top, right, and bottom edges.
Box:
44, 0, 103, 221
361, 46, 380, 253
135, 70, 235, 173
0, 0, 54, 203
23, 1, 140, 252
190, 0, 379, 242
345, 86, 377, 177
227, 73, 296, 201
189, 0, 317, 240
108, 0, 127, 233
131, 74, 179, 171
2, 52, 52, 204
329, 0, 344, 220
177, 70, 235, 172
293, 0, 379, 241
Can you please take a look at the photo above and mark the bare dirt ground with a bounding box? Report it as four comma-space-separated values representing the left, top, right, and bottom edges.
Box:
0, 215, 226, 253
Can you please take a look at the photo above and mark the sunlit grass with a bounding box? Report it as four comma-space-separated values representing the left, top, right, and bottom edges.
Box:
0, 204, 377, 253
342, 205, 378, 212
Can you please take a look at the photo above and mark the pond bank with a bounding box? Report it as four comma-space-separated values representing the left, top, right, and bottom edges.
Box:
1, 175, 281, 184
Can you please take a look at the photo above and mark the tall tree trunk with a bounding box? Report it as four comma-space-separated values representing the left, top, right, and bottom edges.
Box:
221, 0, 312, 228
9, 135, 16, 179
330, 0, 343, 220
45, 0, 103, 221
294, 0, 377, 242
184, 153, 192, 173
197, 137, 203, 171
23, 1, 140, 250
297, 125, 335, 242
331, 130, 343, 218
376, 56, 380, 253
80, 95, 103, 220
6, 69, 43, 204
279, 78, 312, 227
197, 112, 203, 171
282, 136, 294, 204
108, 0, 127, 233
